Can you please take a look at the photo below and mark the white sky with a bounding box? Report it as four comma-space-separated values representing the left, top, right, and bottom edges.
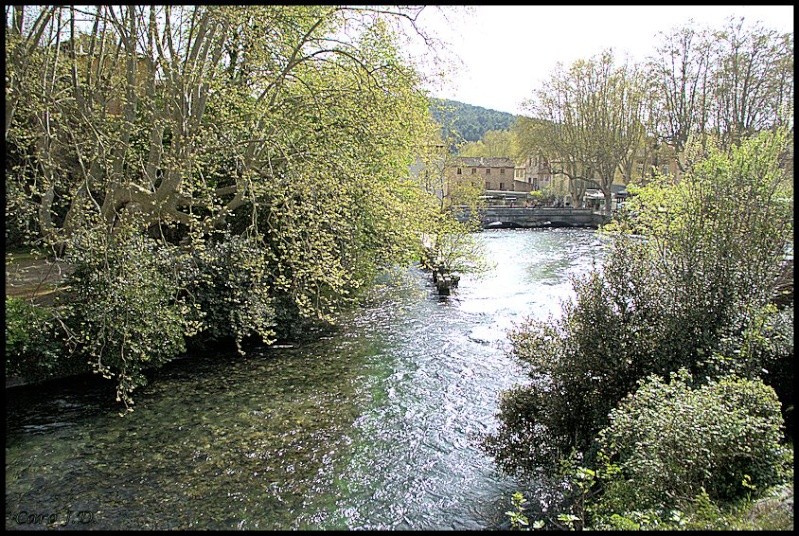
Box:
410, 5, 794, 116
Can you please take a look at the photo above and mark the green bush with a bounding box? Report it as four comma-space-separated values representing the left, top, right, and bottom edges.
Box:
484, 384, 562, 474
63, 225, 199, 410
485, 234, 722, 474
711, 304, 794, 437
596, 370, 787, 511
5, 296, 75, 379
182, 233, 277, 352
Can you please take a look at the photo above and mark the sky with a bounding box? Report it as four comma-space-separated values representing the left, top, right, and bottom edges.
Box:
409, 5, 794, 116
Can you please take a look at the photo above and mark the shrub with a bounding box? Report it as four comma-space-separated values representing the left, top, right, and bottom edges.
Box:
485, 235, 716, 474
181, 233, 277, 352
5, 297, 75, 379
710, 304, 794, 437
62, 225, 199, 410
596, 370, 787, 511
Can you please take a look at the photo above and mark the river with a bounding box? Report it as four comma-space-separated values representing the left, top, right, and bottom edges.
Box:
5, 228, 604, 530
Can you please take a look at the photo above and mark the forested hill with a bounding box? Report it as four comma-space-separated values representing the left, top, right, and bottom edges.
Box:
429, 98, 518, 142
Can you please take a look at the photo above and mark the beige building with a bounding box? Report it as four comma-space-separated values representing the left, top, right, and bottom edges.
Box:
629, 140, 684, 184
447, 156, 537, 193
448, 157, 515, 191
514, 155, 554, 191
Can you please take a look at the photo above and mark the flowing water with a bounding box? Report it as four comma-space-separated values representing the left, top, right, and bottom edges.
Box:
5, 228, 604, 530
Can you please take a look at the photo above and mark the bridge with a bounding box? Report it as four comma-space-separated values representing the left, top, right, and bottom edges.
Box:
457, 207, 610, 229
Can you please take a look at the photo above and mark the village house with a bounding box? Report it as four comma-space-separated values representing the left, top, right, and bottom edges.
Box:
445, 154, 558, 193
446, 156, 518, 192
514, 154, 553, 192
439, 155, 566, 207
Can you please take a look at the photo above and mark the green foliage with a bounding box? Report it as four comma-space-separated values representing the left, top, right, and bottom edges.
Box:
485, 130, 794, 478
617, 129, 794, 409
676, 480, 795, 531
459, 129, 517, 159
647, 17, 793, 170
5, 6, 439, 257
588, 484, 795, 531
181, 233, 276, 352
429, 98, 516, 143
62, 224, 200, 411
553, 454, 689, 530
527, 187, 559, 207
484, 239, 675, 473
709, 304, 795, 437
5, 297, 75, 379
5, 6, 456, 408
427, 227, 491, 277
505, 492, 530, 530
711, 303, 794, 377
521, 49, 647, 212
484, 384, 556, 474
556, 513, 580, 530
596, 370, 787, 512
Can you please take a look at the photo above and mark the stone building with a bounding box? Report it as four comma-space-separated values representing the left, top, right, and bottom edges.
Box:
514, 155, 553, 191
448, 156, 515, 191
446, 156, 536, 193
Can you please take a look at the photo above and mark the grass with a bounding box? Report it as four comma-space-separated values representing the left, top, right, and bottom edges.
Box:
679, 483, 794, 531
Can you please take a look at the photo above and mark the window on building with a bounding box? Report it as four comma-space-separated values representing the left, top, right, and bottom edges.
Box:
456, 168, 462, 175
528, 177, 531, 184
471, 168, 476, 174
485, 181, 491, 189
486, 168, 491, 175
499, 182, 505, 190
500, 168, 505, 174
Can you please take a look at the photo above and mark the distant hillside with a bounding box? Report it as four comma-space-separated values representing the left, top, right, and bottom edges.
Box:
429, 98, 517, 143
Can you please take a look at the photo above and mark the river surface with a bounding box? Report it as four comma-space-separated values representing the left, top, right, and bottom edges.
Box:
5, 228, 604, 530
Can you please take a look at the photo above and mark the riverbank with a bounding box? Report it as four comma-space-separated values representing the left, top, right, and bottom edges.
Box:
4, 251, 333, 389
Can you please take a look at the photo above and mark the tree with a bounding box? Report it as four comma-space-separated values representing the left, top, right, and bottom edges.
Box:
4, 5, 436, 249
414, 115, 466, 211
412, 117, 489, 284
520, 50, 647, 213
459, 129, 517, 159
5, 3, 446, 322
646, 21, 714, 173
646, 17, 794, 173
710, 17, 794, 149
6, 5, 452, 407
